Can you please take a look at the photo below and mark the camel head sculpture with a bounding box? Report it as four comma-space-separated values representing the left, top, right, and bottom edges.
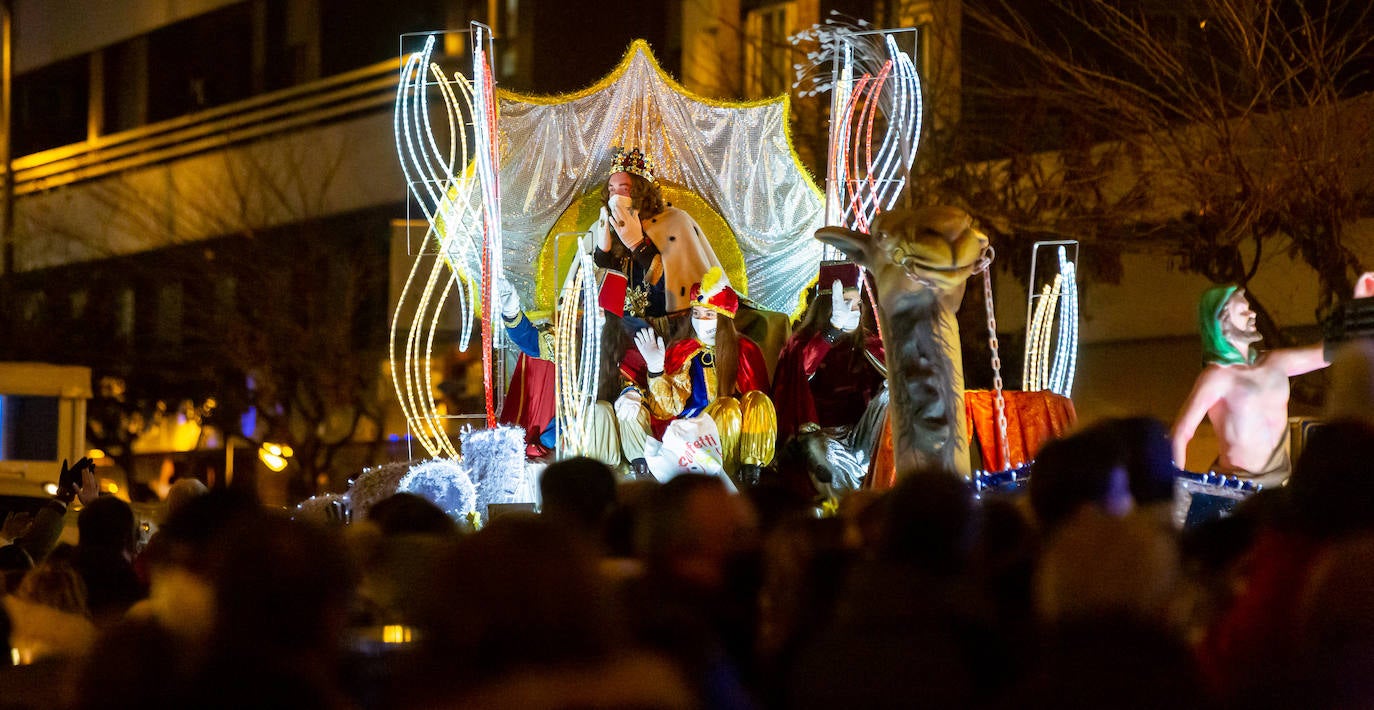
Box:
817, 206, 988, 477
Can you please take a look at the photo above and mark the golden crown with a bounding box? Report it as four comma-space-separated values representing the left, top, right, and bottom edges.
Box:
610, 146, 656, 182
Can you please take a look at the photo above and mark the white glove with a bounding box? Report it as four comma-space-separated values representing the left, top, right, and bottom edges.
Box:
595, 205, 614, 251
829, 279, 860, 331
1356, 271, 1374, 299
614, 388, 645, 421
608, 196, 644, 250
634, 328, 666, 374
497, 275, 522, 320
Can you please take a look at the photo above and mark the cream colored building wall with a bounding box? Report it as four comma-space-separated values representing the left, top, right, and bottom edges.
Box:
14, 0, 245, 73
13, 111, 402, 271
680, 0, 742, 98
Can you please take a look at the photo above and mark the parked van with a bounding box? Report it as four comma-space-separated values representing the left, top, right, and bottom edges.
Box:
0, 363, 92, 510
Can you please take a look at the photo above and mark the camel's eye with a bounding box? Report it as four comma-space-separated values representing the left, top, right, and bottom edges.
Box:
890, 247, 922, 272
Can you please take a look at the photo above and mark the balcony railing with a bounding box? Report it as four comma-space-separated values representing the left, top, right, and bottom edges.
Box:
11, 57, 404, 197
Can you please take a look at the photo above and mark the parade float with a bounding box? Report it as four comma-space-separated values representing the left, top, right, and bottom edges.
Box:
310, 21, 1094, 525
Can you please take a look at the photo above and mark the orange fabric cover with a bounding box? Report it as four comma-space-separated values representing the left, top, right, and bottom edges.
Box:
865, 390, 1077, 489
964, 389, 1077, 472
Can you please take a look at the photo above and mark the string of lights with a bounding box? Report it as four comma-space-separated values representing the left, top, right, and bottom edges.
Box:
1023, 245, 1079, 398
825, 31, 922, 237
390, 28, 499, 458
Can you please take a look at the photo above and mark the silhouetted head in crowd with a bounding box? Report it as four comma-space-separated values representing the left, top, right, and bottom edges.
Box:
1035, 509, 1180, 626
145, 488, 260, 574
744, 474, 817, 537
601, 478, 656, 558
1093, 417, 1179, 504
148, 510, 359, 709
75, 618, 189, 710
635, 474, 758, 590
878, 470, 978, 575
1285, 419, 1374, 538
74, 497, 146, 621
16, 557, 89, 617
163, 477, 209, 521
539, 457, 617, 536
78, 496, 138, 556
368, 492, 457, 536
0, 543, 34, 592
208, 511, 357, 658
972, 494, 1040, 620
1012, 611, 1205, 709
1030, 425, 1134, 532
1285, 532, 1374, 709
415, 514, 623, 693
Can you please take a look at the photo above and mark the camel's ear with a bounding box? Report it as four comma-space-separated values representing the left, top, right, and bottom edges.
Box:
815, 226, 874, 265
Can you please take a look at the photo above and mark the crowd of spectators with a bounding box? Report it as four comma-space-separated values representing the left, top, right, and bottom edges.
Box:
3, 405, 1374, 708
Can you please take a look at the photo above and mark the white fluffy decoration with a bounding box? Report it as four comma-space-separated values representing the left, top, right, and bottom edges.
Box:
461, 425, 532, 511
293, 493, 350, 525
346, 460, 415, 522
399, 457, 478, 520
342, 427, 531, 526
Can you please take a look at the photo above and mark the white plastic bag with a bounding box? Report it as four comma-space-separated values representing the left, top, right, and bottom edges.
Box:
643, 415, 733, 491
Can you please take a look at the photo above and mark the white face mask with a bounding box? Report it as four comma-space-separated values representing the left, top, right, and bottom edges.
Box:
692, 313, 718, 346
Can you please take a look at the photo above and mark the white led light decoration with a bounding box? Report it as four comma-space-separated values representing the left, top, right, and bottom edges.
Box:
1023, 243, 1079, 398
552, 251, 603, 459
824, 29, 922, 243
1048, 249, 1079, 397
391, 26, 502, 458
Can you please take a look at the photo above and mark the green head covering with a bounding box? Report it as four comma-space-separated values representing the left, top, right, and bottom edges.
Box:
1198, 285, 1253, 365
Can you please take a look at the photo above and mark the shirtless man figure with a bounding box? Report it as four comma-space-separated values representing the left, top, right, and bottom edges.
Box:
1172, 277, 1374, 486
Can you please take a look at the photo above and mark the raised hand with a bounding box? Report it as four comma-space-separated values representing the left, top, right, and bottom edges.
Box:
2, 511, 33, 541
634, 328, 666, 374
76, 465, 101, 506
595, 205, 614, 251
608, 196, 644, 250
829, 278, 860, 331
497, 274, 522, 320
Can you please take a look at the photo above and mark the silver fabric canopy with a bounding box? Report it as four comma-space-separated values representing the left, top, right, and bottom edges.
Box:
495, 40, 825, 315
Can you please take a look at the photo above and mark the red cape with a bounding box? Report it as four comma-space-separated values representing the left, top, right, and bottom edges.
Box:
774, 331, 885, 442
498, 354, 556, 457
662, 336, 771, 396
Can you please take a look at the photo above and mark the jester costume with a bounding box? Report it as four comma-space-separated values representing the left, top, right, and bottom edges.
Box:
628, 268, 777, 475
642, 332, 775, 475
647, 336, 772, 425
